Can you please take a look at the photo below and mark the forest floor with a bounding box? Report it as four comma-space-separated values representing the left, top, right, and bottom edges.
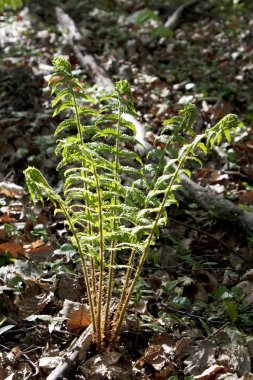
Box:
1, 1, 253, 379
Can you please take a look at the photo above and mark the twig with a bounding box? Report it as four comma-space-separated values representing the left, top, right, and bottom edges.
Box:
203, 322, 228, 341
46, 325, 93, 380
21, 352, 39, 379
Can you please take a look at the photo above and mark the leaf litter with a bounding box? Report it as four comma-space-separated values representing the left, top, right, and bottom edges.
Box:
1, 1, 253, 379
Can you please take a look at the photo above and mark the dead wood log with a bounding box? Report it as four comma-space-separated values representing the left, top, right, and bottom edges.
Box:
55, 7, 114, 92
180, 173, 253, 233
55, 7, 151, 153
164, 0, 201, 30
46, 325, 93, 380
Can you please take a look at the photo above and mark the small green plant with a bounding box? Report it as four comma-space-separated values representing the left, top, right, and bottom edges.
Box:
0, 0, 22, 10
24, 56, 238, 351
4, 223, 20, 238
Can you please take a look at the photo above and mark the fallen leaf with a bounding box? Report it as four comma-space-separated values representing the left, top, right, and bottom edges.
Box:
0, 216, 17, 223
57, 275, 82, 301
0, 241, 24, 258
194, 364, 225, 379
15, 282, 54, 320
236, 281, 253, 304
80, 352, 124, 379
217, 343, 251, 376
139, 344, 166, 370
184, 340, 217, 376
60, 300, 91, 332
39, 356, 62, 370
0, 325, 15, 336
154, 361, 174, 380
238, 191, 253, 205
24, 241, 56, 261
0, 364, 7, 380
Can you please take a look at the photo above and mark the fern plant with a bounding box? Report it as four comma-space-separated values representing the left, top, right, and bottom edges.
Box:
24, 56, 238, 350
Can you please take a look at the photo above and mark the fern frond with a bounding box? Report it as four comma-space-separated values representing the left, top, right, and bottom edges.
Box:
53, 101, 75, 117
24, 167, 60, 207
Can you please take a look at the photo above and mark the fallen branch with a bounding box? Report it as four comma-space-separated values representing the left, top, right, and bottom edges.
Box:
55, 7, 151, 152
46, 325, 93, 380
164, 0, 201, 30
180, 173, 253, 233
55, 7, 114, 92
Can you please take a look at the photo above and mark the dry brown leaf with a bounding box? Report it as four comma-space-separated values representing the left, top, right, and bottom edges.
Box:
0, 364, 7, 380
80, 352, 124, 379
217, 343, 251, 376
30, 240, 45, 249
0, 241, 24, 258
238, 191, 253, 205
0, 216, 17, 223
129, 298, 148, 314
154, 361, 174, 380
39, 356, 62, 370
184, 340, 217, 376
15, 282, 54, 320
0, 226, 8, 240
197, 169, 229, 188
138, 344, 165, 370
24, 241, 56, 261
57, 275, 82, 301
236, 281, 253, 305
60, 300, 91, 332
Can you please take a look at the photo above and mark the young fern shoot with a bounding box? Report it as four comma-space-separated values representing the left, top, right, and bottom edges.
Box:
24, 56, 238, 350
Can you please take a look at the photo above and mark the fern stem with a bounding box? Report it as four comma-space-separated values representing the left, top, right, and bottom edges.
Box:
68, 78, 98, 321
59, 201, 97, 337
104, 103, 123, 339
93, 166, 105, 350
110, 144, 193, 344
82, 175, 98, 312
112, 247, 136, 326
66, 79, 83, 144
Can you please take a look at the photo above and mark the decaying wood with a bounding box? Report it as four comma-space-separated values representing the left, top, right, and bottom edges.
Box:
55, 7, 114, 92
46, 325, 93, 380
164, 0, 201, 30
55, 7, 151, 152
0, 182, 25, 198
180, 173, 253, 233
